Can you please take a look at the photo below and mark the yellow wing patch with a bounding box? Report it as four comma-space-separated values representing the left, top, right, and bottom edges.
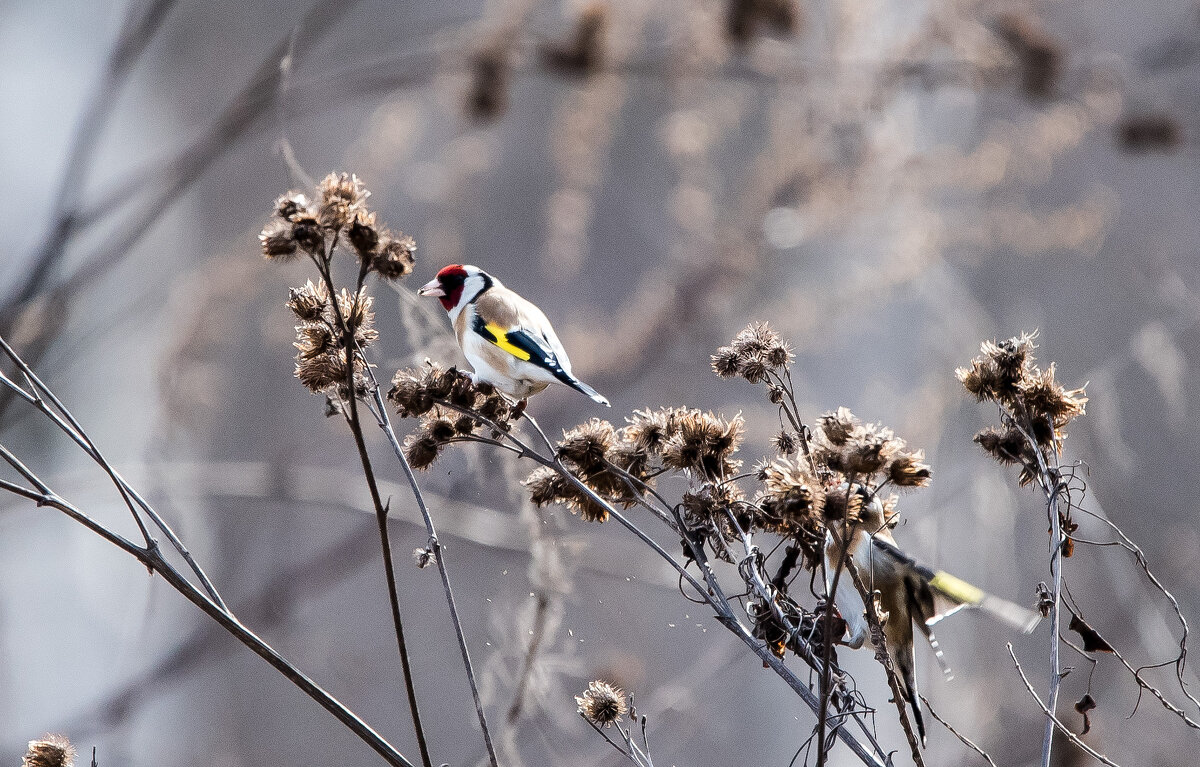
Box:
485, 323, 532, 361
929, 571, 985, 606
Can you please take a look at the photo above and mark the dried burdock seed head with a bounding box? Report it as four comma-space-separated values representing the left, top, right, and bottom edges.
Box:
767, 385, 785, 404
23, 735, 75, 767
388, 369, 435, 417
623, 408, 675, 454
317, 172, 368, 230
739, 355, 768, 384
557, 418, 616, 471
426, 413, 457, 443
295, 350, 346, 392
576, 680, 628, 727
711, 345, 742, 378
662, 410, 745, 480
771, 430, 797, 455
1018, 363, 1087, 428
982, 331, 1037, 376
373, 234, 417, 281
347, 209, 380, 254
334, 288, 378, 347
454, 415, 477, 435
758, 457, 826, 529
731, 321, 782, 356
525, 466, 571, 507
287, 279, 329, 321
468, 46, 510, 121
607, 440, 650, 479
765, 340, 794, 368
842, 423, 901, 476
681, 481, 744, 523
413, 546, 437, 568
823, 483, 864, 523
974, 426, 1030, 465
887, 449, 932, 488
260, 220, 298, 259
542, 2, 607, 75
291, 214, 325, 253
274, 191, 311, 222
477, 394, 512, 424
294, 323, 334, 360
817, 407, 858, 447
404, 434, 443, 470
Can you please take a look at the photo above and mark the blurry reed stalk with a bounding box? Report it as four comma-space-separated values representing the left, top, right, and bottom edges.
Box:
0, 335, 416, 767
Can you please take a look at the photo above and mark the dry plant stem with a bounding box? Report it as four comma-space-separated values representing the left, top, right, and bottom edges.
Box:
1007, 644, 1121, 767
365, 384, 501, 767
315, 263, 432, 767
1012, 410, 1066, 767
816, 480, 857, 767
444, 405, 889, 767
0, 0, 178, 338
0, 337, 227, 610
0, 478, 415, 767
918, 694, 999, 767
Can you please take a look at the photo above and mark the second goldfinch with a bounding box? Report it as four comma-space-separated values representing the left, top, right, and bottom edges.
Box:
826, 488, 1040, 745
418, 264, 610, 406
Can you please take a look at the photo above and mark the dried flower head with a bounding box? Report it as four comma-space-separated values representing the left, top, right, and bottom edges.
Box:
1018, 363, 1087, 430
739, 355, 768, 384
413, 546, 437, 568
823, 483, 865, 523
817, 407, 858, 447
287, 279, 329, 321
259, 219, 298, 259
317, 172, 368, 230
771, 430, 797, 454
374, 235, 417, 281
294, 323, 334, 360
274, 191, 311, 222
296, 348, 354, 393
731, 321, 782, 357
557, 418, 616, 471
623, 408, 677, 454
661, 410, 744, 480
575, 680, 628, 727
887, 449, 932, 488
23, 736, 75, 767
347, 209, 380, 254
765, 339, 794, 368
711, 345, 742, 378
290, 212, 325, 253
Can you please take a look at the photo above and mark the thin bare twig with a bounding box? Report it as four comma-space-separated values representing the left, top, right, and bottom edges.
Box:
919, 694, 1000, 767
1008, 643, 1121, 767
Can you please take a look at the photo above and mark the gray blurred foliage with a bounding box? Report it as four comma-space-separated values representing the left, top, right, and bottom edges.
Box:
2, 0, 1199, 764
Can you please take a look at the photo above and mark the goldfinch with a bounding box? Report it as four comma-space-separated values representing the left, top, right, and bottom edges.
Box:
825, 488, 1040, 745
418, 264, 610, 406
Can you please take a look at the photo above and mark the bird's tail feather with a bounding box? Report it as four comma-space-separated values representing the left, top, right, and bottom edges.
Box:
559, 373, 610, 406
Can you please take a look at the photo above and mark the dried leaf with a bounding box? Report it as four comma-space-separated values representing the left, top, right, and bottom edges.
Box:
1069, 612, 1114, 653
1062, 536, 1075, 558
1075, 693, 1097, 734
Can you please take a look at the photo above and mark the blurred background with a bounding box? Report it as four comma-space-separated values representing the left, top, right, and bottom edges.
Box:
2, 0, 1199, 764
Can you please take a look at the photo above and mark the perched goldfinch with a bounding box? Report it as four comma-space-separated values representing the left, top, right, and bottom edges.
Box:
418, 264, 610, 406
825, 489, 1040, 745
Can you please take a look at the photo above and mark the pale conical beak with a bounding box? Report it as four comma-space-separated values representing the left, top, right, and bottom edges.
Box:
418, 279, 445, 297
